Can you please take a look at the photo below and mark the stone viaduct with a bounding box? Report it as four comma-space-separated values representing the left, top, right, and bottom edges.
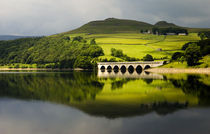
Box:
97, 61, 165, 71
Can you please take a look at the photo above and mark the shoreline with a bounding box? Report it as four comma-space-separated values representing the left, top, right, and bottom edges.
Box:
1, 67, 210, 74
147, 68, 210, 74
0, 68, 84, 71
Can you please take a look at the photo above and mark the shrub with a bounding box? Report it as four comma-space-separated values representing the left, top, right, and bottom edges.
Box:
143, 54, 154, 61
111, 48, 123, 57
185, 43, 202, 66
90, 38, 96, 45
171, 52, 184, 61
72, 36, 83, 42
73, 56, 93, 69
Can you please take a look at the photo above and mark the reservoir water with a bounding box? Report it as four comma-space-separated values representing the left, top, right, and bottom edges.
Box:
0, 71, 210, 134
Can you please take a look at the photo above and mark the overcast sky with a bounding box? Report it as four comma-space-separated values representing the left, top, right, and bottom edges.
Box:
0, 0, 210, 35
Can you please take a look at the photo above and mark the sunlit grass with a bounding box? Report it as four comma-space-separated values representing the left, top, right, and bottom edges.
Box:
69, 33, 200, 60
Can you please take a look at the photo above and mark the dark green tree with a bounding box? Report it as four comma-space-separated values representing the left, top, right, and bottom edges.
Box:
73, 56, 93, 69
171, 52, 184, 61
184, 43, 202, 66
199, 33, 206, 40
90, 38, 96, 45
143, 54, 154, 61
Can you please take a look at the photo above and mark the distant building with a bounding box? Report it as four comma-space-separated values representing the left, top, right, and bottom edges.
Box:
178, 33, 187, 36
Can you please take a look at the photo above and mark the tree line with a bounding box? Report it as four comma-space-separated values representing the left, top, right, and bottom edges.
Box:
0, 35, 104, 69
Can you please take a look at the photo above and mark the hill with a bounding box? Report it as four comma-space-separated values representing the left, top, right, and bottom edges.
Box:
67, 18, 210, 34
154, 21, 178, 28
0, 35, 33, 41
68, 18, 153, 34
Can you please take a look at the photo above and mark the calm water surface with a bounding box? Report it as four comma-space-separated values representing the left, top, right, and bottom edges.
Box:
0, 71, 210, 134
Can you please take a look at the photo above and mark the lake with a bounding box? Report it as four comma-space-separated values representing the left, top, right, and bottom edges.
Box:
0, 70, 210, 134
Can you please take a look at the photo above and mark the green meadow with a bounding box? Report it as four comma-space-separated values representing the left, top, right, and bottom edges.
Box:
68, 33, 200, 61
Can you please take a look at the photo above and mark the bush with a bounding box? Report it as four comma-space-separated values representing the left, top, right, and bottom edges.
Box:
143, 54, 154, 61
73, 56, 93, 69
81, 45, 104, 58
185, 43, 202, 66
182, 42, 195, 50
90, 38, 96, 45
110, 48, 139, 61
111, 48, 123, 57
62, 36, 71, 41
171, 52, 184, 61
72, 36, 83, 42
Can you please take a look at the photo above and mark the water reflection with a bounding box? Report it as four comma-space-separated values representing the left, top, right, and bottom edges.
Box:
0, 71, 209, 119
98, 69, 163, 79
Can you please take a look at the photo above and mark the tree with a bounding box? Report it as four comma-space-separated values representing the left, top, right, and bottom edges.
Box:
199, 33, 206, 40
143, 54, 154, 61
73, 56, 93, 69
63, 36, 71, 41
184, 43, 202, 66
171, 52, 184, 61
72, 36, 83, 42
111, 48, 123, 57
178, 56, 185, 63
90, 38, 96, 45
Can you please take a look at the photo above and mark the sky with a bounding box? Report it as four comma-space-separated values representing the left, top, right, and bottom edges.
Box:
0, 0, 210, 36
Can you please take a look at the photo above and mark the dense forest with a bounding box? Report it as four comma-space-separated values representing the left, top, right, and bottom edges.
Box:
0, 35, 104, 69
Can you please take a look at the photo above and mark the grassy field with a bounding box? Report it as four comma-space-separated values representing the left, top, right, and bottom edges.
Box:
161, 55, 210, 68
67, 33, 200, 60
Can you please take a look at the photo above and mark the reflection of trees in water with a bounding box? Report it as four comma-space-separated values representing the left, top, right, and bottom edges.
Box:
0, 72, 104, 103
111, 79, 132, 90
171, 75, 210, 106
143, 79, 153, 84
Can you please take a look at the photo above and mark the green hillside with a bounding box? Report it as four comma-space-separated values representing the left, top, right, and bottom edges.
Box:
67, 18, 210, 34
68, 18, 153, 34
65, 33, 200, 61
0, 18, 209, 69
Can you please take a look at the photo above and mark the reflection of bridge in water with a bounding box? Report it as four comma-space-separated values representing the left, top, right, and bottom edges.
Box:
98, 70, 164, 79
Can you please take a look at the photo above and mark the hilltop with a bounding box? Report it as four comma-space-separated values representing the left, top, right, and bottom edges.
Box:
67, 18, 210, 34
154, 21, 178, 28
68, 18, 153, 34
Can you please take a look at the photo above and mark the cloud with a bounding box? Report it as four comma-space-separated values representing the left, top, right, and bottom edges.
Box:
0, 0, 210, 35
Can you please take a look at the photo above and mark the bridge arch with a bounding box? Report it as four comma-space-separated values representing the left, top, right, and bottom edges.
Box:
120, 65, 126, 74
128, 65, 134, 74
107, 65, 112, 70
136, 65, 143, 74
144, 65, 151, 70
113, 65, 119, 70
100, 66, 105, 70
113, 65, 119, 73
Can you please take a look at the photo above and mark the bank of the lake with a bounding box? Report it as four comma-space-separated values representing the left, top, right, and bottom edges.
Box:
0, 68, 84, 71
148, 68, 210, 74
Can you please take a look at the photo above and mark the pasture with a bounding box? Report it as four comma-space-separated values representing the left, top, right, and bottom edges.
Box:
68, 33, 200, 61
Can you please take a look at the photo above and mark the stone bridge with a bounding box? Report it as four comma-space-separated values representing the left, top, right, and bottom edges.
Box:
97, 61, 165, 71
